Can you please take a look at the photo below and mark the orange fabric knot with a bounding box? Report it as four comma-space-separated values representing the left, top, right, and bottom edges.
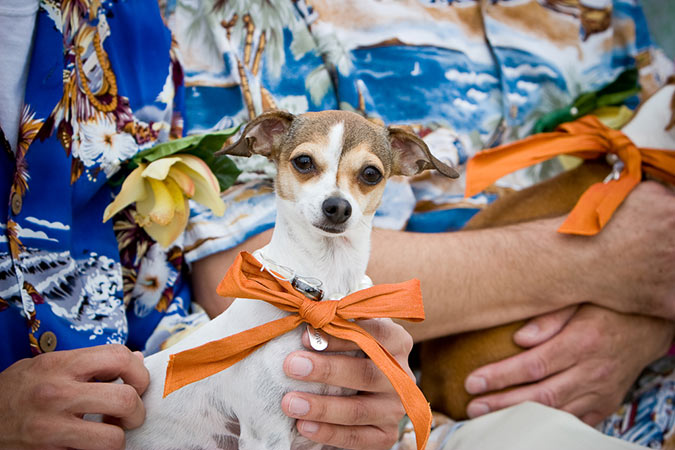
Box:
162, 251, 431, 450
465, 115, 675, 236
299, 298, 338, 329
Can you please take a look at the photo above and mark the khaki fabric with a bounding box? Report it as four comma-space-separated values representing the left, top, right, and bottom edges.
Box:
443, 402, 643, 450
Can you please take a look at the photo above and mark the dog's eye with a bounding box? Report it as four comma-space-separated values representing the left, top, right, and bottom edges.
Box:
292, 155, 315, 174
360, 166, 382, 185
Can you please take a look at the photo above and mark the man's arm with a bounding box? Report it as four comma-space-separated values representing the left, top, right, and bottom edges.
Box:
370, 219, 582, 341
369, 181, 675, 341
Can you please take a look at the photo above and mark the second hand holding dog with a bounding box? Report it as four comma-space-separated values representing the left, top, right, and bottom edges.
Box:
465, 304, 674, 423
282, 319, 414, 450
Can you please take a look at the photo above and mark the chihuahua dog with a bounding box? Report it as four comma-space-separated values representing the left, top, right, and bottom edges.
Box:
420, 80, 675, 420
126, 110, 457, 449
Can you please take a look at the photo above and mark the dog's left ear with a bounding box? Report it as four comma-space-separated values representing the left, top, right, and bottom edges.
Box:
388, 126, 459, 178
216, 110, 295, 159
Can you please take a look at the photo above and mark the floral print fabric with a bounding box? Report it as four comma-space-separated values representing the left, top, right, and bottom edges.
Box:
0, 0, 205, 367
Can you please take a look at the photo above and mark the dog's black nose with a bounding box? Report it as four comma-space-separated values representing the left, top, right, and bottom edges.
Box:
322, 197, 352, 224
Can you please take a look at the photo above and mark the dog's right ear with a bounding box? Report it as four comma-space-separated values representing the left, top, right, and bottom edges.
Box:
216, 110, 295, 159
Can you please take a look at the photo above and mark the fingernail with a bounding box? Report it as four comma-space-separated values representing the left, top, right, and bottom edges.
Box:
465, 375, 487, 394
300, 421, 319, 434
516, 323, 539, 340
133, 351, 144, 360
289, 355, 313, 377
288, 397, 310, 416
467, 402, 490, 418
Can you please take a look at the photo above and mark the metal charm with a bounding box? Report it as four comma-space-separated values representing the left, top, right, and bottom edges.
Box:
603, 153, 625, 184
307, 325, 328, 351
290, 275, 327, 351
291, 276, 324, 301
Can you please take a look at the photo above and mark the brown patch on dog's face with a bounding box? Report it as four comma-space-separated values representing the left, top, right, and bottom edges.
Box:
275, 140, 328, 202
337, 144, 387, 217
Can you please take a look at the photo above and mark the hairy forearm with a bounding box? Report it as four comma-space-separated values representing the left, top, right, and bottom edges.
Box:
192, 219, 589, 335
368, 218, 590, 342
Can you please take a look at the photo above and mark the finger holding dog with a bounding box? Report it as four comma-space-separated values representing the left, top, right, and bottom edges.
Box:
0, 345, 148, 450
464, 305, 674, 423
282, 391, 403, 427
284, 351, 399, 393
292, 318, 415, 390
295, 420, 400, 450
69, 344, 149, 394
464, 326, 580, 395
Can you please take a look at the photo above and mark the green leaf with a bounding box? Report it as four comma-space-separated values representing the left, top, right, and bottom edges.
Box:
597, 68, 638, 96
188, 146, 242, 192
532, 68, 640, 135
212, 155, 241, 191
132, 126, 240, 165
126, 126, 243, 191
596, 87, 641, 107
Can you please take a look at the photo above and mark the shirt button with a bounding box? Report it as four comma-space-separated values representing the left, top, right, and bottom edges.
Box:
10, 192, 22, 215
39, 331, 58, 352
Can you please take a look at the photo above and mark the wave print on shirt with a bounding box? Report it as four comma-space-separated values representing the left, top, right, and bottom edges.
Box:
0, 250, 127, 341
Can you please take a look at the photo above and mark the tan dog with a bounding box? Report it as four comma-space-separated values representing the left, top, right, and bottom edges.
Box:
420, 79, 675, 421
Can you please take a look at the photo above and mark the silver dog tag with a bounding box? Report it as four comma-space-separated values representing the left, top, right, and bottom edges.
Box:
603, 153, 625, 184
307, 325, 328, 352
290, 275, 328, 351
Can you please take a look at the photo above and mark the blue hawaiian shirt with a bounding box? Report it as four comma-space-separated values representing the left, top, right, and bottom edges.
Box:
0, 0, 202, 369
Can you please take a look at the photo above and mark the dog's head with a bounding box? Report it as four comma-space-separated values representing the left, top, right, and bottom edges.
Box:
218, 110, 458, 236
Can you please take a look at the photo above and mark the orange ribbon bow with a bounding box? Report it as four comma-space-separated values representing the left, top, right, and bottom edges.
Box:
465, 115, 675, 235
163, 251, 432, 450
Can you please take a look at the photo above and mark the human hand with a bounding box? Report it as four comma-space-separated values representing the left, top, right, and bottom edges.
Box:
0, 344, 149, 450
463, 304, 674, 425
281, 319, 412, 449
581, 181, 675, 319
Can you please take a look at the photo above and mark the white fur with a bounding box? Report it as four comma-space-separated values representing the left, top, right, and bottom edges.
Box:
126, 120, 379, 450
621, 84, 675, 150
325, 122, 345, 169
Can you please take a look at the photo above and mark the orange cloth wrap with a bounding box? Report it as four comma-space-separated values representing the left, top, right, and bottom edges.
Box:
163, 251, 432, 450
465, 115, 675, 235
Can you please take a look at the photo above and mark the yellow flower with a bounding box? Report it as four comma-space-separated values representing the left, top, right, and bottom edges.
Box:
103, 154, 226, 247
590, 105, 634, 130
